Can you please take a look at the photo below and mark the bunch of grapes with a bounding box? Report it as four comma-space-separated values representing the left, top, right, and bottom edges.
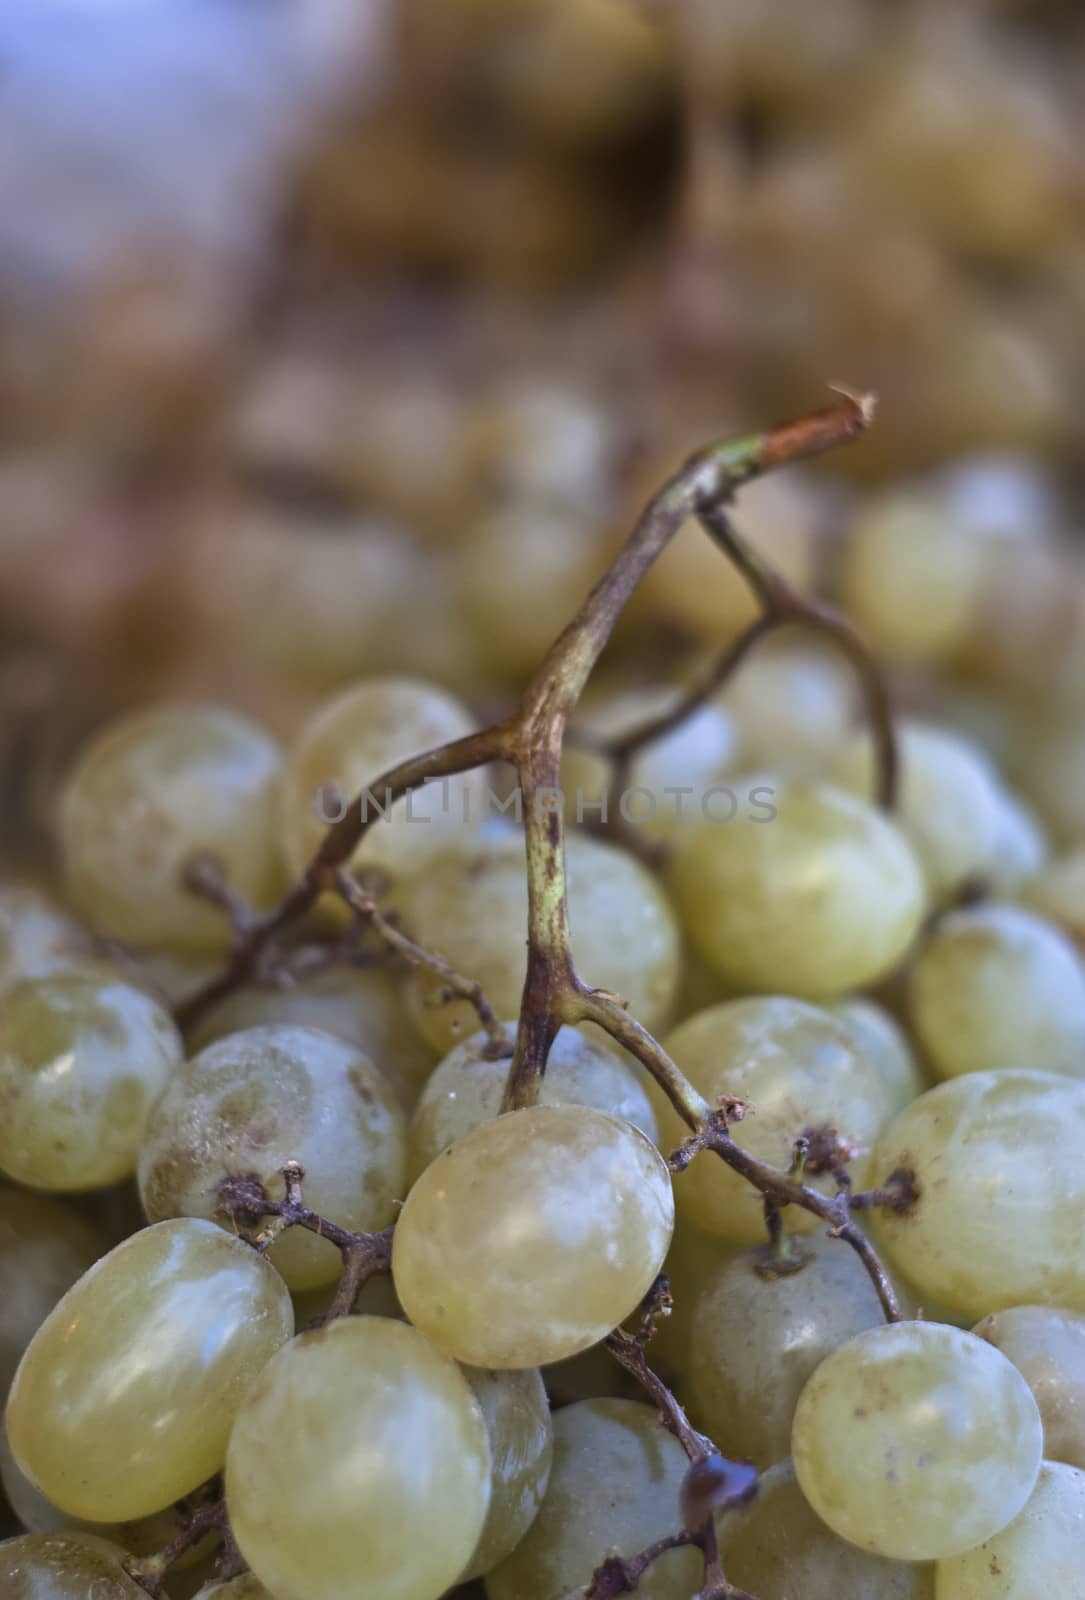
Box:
3, 395, 1085, 1600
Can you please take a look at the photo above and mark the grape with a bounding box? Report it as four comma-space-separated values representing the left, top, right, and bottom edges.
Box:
59, 706, 285, 951
0, 1188, 108, 1399
0, 886, 88, 993
5, 1217, 293, 1521
840, 490, 986, 665
934, 1460, 1085, 1598
280, 676, 486, 885
138, 1023, 406, 1290
561, 688, 737, 841
909, 904, 1085, 1081
690, 1231, 906, 1466
870, 1072, 1085, 1319
973, 1307, 1085, 1470
791, 1322, 1043, 1560
0, 1532, 149, 1597
0, 972, 183, 1191
717, 1460, 934, 1598
392, 1105, 674, 1367
484, 1398, 702, 1600
406, 1022, 658, 1183
832, 720, 1011, 900
720, 640, 857, 775
193, 1580, 275, 1600
653, 997, 889, 1243
399, 832, 680, 1052
668, 779, 925, 999
644, 1217, 738, 1387
225, 1317, 491, 1600
987, 790, 1047, 893
460, 1366, 553, 1580
1021, 849, 1085, 946
1013, 714, 1085, 846
829, 996, 927, 1113
183, 964, 437, 1111
543, 1341, 640, 1409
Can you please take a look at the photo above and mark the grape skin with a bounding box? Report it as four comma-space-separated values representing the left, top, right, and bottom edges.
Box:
393, 1105, 674, 1368
59, 705, 285, 952
668, 779, 926, 999
0, 971, 183, 1192
5, 1218, 294, 1522
0, 1532, 149, 1597
225, 1317, 491, 1600
973, 1306, 1085, 1471
653, 996, 890, 1242
934, 1460, 1085, 1598
870, 1071, 1085, 1319
406, 1021, 658, 1183
138, 1023, 407, 1290
484, 1398, 702, 1600
791, 1322, 1043, 1560
460, 1366, 553, 1581
829, 995, 927, 1113
0, 1187, 108, 1399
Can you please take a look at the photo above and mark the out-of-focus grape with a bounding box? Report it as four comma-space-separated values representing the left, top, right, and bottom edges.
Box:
0, 1187, 108, 1399
829, 996, 926, 1113
668, 780, 926, 1000
690, 1231, 906, 1466
720, 641, 857, 776
485, 1398, 702, 1600
718, 1459, 934, 1599
909, 903, 1085, 1081
406, 1021, 657, 1183
653, 996, 889, 1242
0, 971, 183, 1191
791, 1322, 1042, 1560
225, 1317, 491, 1600
393, 1105, 673, 1368
973, 1307, 1085, 1471
59, 706, 285, 952
0, 887, 88, 993
138, 1023, 406, 1290
6, 1218, 293, 1521
399, 832, 680, 1052
870, 1072, 1085, 1319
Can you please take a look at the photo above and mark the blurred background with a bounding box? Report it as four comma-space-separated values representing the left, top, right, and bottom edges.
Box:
2, 0, 1085, 873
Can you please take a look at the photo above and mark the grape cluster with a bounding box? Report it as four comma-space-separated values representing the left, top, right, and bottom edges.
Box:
4, 398, 1085, 1600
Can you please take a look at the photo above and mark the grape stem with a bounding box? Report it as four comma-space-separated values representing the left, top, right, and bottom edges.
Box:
124, 1497, 228, 1596
217, 1163, 394, 1322
175, 392, 904, 1320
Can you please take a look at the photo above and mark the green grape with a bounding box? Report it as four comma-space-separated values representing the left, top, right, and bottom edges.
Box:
653, 997, 889, 1243
829, 996, 927, 1114
561, 688, 737, 842
0, 887, 88, 993
668, 779, 925, 1000
0, 1188, 108, 1398
987, 791, 1047, 893
0, 1434, 218, 1570
59, 706, 285, 952
406, 1022, 657, 1184
138, 1023, 406, 1291
460, 1366, 553, 1580
720, 641, 857, 776
393, 1105, 673, 1368
934, 1460, 1085, 1598
792, 1322, 1043, 1560
484, 1398, 702, 1600
0, 972, 183, 1191
832, 721, 1010, 901
280, 676, 486, 886
542, 1342, 640, 1409
225, 1317, 491, 1600
399, 833, 680, 1053
690, 1231, 906, 1467
0, 1532, 148, 1597
717, 1460, 934, 1599
973, 1307, 1085, 1471
1013, 714, 1085, 847
6, 1218, 293, 1521
870, 1072, 1085, 1319
183, 964, 437, 1111
1021, 848, 1085, 946
193, 1580, 276, 1600
840, 491, 986, 665
909, 904, 1085, 1081
643, 1217, 738, 1388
